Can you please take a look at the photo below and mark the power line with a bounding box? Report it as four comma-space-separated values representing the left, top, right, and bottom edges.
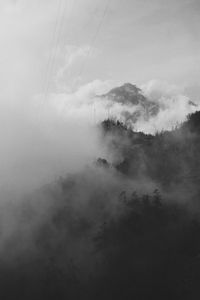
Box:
78, 0, 111, 80
39, 0, 63, 115
39, 0, 111, 125
77, 0, 111, 124
39, 0, 69, 116
47, 0, 68, 94
56, 0, 77, 89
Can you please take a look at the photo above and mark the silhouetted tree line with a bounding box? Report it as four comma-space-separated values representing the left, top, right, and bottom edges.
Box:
1, 112, 200, 299
1, 188, 200, 299
101, 112, 200, 192
92, 190, 200, 300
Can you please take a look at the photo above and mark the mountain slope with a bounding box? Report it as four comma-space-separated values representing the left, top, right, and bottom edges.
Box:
100, 111, 200, 198
99, 83, 197, 126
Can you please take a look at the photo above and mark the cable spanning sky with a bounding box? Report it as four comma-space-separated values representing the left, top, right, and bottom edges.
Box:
0, 0, 199, 99
0, 0, 199, 192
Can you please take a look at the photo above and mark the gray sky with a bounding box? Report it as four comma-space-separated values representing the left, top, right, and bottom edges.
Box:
67, 0, 200, 88
0, 0, 199, 97
57, 0, 200, 88
0, 0, 199, 192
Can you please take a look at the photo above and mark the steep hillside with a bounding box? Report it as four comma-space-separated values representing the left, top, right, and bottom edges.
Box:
99, 83, 196, 125
1, 112, 200, 299
100, 111, 200, 203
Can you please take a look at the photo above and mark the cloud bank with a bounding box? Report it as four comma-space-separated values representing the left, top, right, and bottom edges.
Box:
0, 0, 198, 196
50, 79, 199, 135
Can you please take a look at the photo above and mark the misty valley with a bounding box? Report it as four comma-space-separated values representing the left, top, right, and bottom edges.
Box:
1, 0, 200, 298
1, 110, 200, 299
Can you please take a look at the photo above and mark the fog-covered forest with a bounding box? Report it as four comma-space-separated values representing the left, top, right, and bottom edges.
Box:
0, 111, 200, 299
1, 0, 200, 299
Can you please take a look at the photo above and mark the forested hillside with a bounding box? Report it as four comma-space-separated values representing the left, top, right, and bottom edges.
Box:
101, 111, 200, 205
1, 112, 200, 299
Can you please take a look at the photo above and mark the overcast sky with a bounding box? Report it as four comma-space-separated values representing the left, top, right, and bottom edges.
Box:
0, 0, 199, 98
0, 0, 199, 191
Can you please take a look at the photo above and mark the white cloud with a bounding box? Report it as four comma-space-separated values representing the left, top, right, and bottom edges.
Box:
55, 45, 99, 91
0, 0, 198, 195
48, 79, 199, 135
141, 80, 182, 103
137, 80, 199, 133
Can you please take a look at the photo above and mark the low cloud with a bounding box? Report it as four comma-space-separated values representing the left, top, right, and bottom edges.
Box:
66, 79, 199, 134
138, 79, 199, 132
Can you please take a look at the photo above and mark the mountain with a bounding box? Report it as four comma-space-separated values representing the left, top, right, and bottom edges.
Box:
100, 83, 160, 123
2, 111, 200, 299
99, 83, 197, 125
101, 83, 147, 106
100, 111, 200, 188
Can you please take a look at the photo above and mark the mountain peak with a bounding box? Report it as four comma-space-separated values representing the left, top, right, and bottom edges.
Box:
108, 83, 142, 96
99, 82, 197, 127
101, 82, 145, 106
98, 82, 161, 124
122, 83, 142, 92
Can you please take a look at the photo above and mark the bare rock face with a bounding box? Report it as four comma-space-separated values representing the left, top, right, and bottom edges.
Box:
102, 83, 146, 106
99, 83, 196, 125
99, 83, 160, 124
